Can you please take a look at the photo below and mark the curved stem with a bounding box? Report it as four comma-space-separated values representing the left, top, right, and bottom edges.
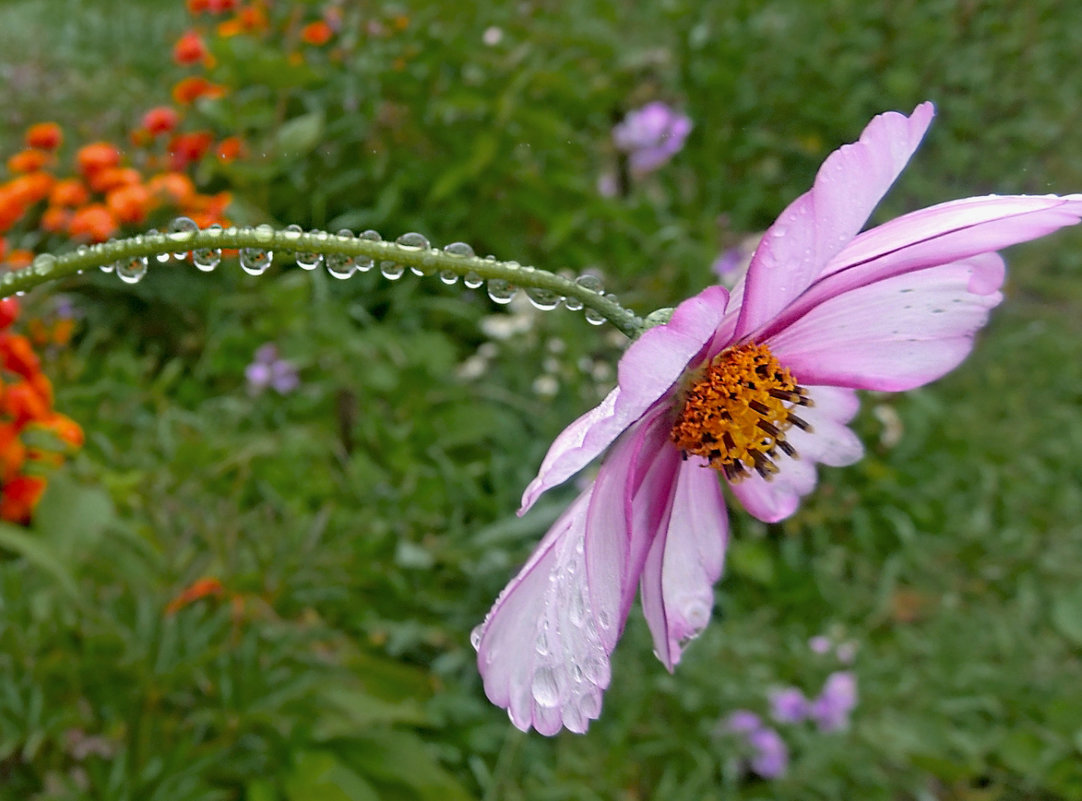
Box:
1, 227, 647, 339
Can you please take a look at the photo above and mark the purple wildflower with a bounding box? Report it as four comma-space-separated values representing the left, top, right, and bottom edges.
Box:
808, 635, 832, 654
473, 102, 1082, 734
245, 344, 299, 395
810, 671, 858, 732
612, 101, 692, 174
723, 709, 763, 734
769, 687, 808, 724
747, 727, 789, 779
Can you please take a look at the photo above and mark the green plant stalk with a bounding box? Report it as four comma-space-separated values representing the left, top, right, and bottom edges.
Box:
0, 227, 648, 339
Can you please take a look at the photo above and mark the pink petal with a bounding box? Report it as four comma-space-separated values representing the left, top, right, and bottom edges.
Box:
735, 103, 935, 341
728, 386, 862, 522
474, 489, 611, 734
519, 286, 729, 514
640, 456, 729, 670
767, 256, 1004, 391
759, 194, 1082, 341
584, 408, 674, 651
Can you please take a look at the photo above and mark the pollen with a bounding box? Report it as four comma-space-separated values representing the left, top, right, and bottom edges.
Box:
670, 342, 812, 482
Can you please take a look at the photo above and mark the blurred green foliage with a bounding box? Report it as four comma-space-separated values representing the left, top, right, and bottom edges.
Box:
2, 0, 1082, 799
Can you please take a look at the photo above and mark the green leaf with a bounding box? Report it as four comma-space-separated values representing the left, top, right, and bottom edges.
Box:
728, 539, 775, 585
284, 751, 380, 801
0, 522, 80, 600
33, 473, 115, 558
1052, 585, 1082, 646
275, 112, 325, 160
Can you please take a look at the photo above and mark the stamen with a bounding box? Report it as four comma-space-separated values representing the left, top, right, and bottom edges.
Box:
670, 342, 809, 481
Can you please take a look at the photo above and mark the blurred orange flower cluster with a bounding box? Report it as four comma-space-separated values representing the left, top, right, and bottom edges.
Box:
0, 297, 83, 524
0, 121, 232, 269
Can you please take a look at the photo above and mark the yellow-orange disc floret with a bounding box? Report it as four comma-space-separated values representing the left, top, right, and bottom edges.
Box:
670, 342, 813, 482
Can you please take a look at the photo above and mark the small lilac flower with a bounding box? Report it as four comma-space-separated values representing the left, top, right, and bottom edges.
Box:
711, 248, 742, 280
808, 635, 832, 654
612, 101, 692, 174
835, 641, 857, 664
723, 709, 763, 734
747, 727, 789, 779
810, 671, 858, 732
245, 344, 299, 395
474, 102, 1082, 734
769, 687, 808, 723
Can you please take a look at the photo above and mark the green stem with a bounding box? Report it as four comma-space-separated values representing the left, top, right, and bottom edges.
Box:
1, 226, 647, 339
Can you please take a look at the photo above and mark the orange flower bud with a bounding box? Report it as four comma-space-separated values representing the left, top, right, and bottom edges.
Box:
106, 183, 152, 225
173, 30, 209, 65
7, 149, 53, 174
40, 206, 72, 233
76, 142, 122, 176
49, 178, 91, 208
172, 76, 227, 105
67, 204, 119, 243
141, 106, 181, 136
215, 136, 244, 162
165, 577, 225, 614
3, 250, 33, 270
301, 21, 333, 46
147, 172, 196, 205
24, 123, 62, 151
0, 297, 18, 330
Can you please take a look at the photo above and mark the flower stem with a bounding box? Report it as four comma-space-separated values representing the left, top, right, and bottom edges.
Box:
0, 227, 647, 339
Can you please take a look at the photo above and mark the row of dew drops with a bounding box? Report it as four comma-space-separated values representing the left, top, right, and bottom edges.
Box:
91, 217, 616, 324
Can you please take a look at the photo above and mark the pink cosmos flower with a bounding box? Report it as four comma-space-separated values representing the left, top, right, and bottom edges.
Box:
472, 102, 1082, 735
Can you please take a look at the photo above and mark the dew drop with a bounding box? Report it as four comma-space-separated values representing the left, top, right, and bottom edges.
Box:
239, 247, 273, 276
281, 223, 303, 243
192, 246, 221, 272
584, 308, 606, 326
578, 688, 602, 718
167, 216, 199, 259
146, 229, 171, 263
294, 227, 323, 270
574, 274, 603, 293
463, 271, 483, 289
536, 631, 549, 656
395, 231, 430, 250
525, 287, 562, 311
487, 278, 516, 304
357, 229, 381, 272
564, 296, 584, 311
569, 588, 586, 627
116, 255, 148, 284
99, 261, 115, 274
582, 655, 610, 686
470, 625, 483, 652
439, 270, 459, 285
531, 667, 561, 707
443, 241, 475, 258
380, 261, 405, 280
325, 228, 357, 279
31, 254, 57, 276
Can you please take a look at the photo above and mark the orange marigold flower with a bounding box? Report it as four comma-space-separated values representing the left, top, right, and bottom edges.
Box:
0, 475, 46, 524
173, 30, 209, 65
3, 381, 49, 426
301, 20, 333, 46
68, 204, 118, 243
147, 172, 196, 205
0, 189, 26, 233
24, 122, 62, 151
7, 149, 53, 174
3, 250, 33, 270
142, 106, 181, 136
208, 0, 237, 11
186, 0, 210, 14
106, 183, 152, 225
0, 423, 26, 482
76, 142, 122, 176
0, 332, 42, 381
41, 206, 72, 233
88, 166, 141, 195
215, 136, 245, 162
49, 178, 90, 208
165, 577, 225, 614
0, 296, 14, 332
7, 172, 55, 206
168, 131, 214, 170
172, 76, 227, 105
42, 413, 84, 448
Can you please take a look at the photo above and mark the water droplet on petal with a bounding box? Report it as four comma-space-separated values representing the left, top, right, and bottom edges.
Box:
536, 631, 549, 656
582, 655, 609, 687
470, 625, 483, 651
487, 278, 516, 304
116, 255, 148, 284
578, 687, 602, 718
531, 666, 562, 707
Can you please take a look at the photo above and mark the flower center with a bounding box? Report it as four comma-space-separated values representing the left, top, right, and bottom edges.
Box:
670, 342, 812, 482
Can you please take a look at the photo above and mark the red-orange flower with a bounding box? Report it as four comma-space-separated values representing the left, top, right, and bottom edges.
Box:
24, 123, 62, 151
165, 577, 225, 614
41, 206, 72, 233
67, 204, 118, 243
168, 131, 214, 170
215, 136, 244, 162
0, 298, 17, 330
49, 179, 90, 208
173, 30, 210, 65
88, 166, 141, 195
3, 250, 33, 270
147, 172, 196, 205
141, 106, 181, 136
301, 20, 333, 46
41, 413, 84, 448
0, 475, 46, 523
7, 172, 55, 206
172, 76, 227, 105
7, 149, 53, 174
76, 142, 122, 176
0, 424, 26, 482
106, 183, 153, 225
